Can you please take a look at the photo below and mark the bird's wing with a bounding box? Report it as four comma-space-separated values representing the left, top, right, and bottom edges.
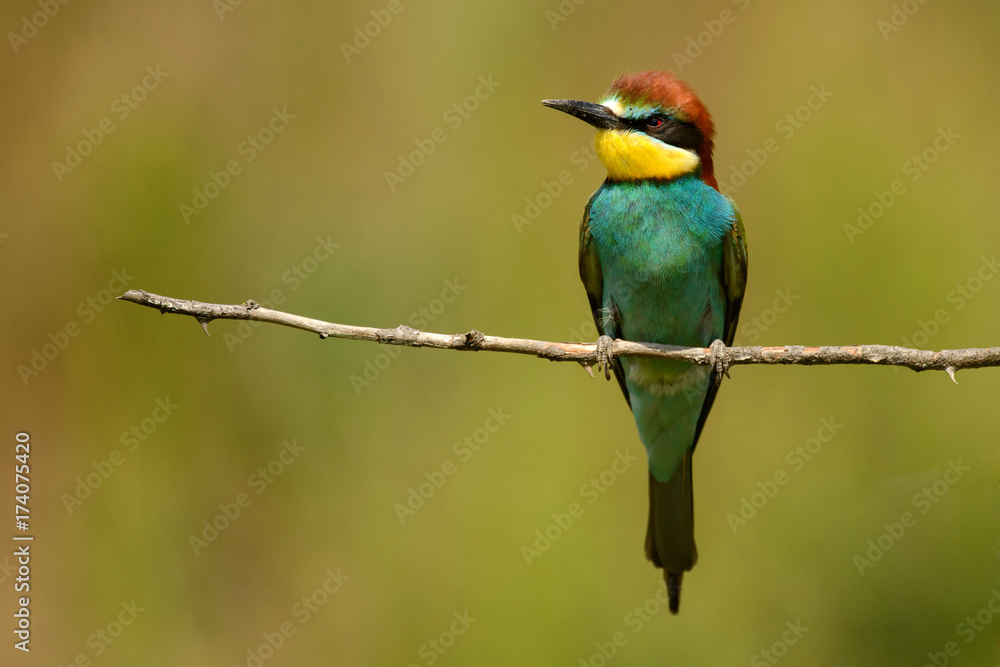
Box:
579, 193, 632, 408
719, 201, 749, 347
692, 200, 748, 448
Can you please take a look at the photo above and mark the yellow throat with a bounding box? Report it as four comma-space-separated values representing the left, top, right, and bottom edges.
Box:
594, 129, 700, 182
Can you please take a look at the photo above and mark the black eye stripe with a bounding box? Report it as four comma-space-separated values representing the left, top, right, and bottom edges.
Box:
627, 116, 679, 130
633, 116, 703, 152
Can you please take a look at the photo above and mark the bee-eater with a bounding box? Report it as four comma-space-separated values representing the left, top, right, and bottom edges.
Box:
543, 71, 747, 614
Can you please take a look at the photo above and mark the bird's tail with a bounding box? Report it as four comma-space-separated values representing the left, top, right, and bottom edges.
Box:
644, 450, 697, 614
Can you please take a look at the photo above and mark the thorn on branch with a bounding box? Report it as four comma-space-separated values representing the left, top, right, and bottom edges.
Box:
115, 289, 1000, 377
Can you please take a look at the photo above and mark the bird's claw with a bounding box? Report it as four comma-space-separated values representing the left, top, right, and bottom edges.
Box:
708, 339, 731, 386
596, 335, 615, 380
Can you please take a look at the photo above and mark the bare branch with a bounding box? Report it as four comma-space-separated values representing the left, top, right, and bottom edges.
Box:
118, 289, 1000, 378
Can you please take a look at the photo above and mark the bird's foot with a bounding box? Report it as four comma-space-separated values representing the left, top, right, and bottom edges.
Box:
708, 339, 731, 386
596, 335, 615, 380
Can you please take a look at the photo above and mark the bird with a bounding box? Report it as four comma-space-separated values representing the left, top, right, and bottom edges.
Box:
542, 71, 747, 614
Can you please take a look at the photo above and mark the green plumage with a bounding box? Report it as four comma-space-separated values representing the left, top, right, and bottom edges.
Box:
545, 70, 748, 614
580, 174, 747, 612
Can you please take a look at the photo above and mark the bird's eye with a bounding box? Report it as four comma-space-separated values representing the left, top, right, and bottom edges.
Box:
646, 116, 666, 129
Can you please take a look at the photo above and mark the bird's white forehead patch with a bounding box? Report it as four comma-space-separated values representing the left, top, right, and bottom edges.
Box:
601, 96, 625, 116
598, 95, 664, 121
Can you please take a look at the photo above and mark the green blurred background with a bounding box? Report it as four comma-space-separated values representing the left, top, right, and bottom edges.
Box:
3, 0, 1000, 664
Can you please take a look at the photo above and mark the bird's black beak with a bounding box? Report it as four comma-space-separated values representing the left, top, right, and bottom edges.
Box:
542, 99, 621, 130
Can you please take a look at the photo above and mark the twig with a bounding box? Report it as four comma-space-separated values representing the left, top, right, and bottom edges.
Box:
117, 289, 1000, 380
